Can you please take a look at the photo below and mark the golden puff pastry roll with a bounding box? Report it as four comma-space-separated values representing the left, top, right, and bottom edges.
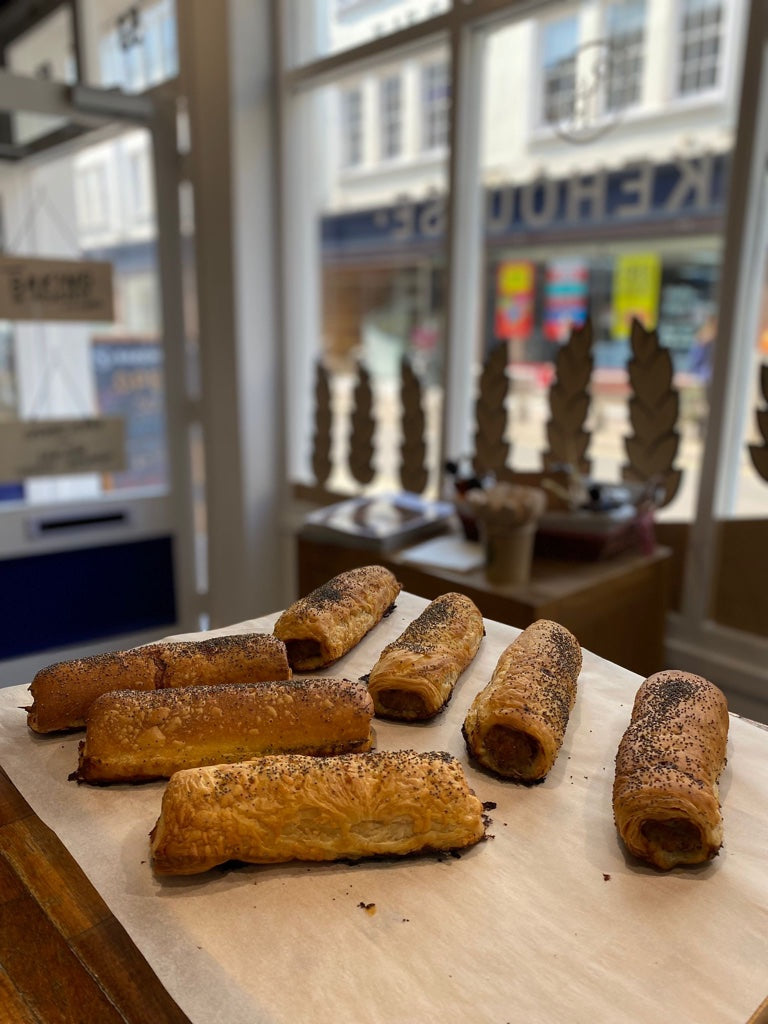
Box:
462, 618, 581, 782
273, 565, 401, 670
366, 592, 484, 720
613, 670, 729, 870
26, 633, 291, 734
73, 678, 375, 784
150, 749, 486, 875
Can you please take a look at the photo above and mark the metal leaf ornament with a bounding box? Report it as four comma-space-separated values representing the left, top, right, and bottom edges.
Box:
399, 357, 429, 494
544, 317, 593, 473
748, 363, 768, 484
622, 318, 682, 507
310, 360, 332, 488
473, 341, 513, 481
348, 361, 376, 486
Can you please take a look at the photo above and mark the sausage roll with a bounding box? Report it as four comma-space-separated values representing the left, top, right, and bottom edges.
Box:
73, 678, 375, 784
273, 565, 401, 671
613, 670, 729, 870
366, 593, 484, 720
26, 633, 291, 734
150, 749, 486, 875
462, 619, 581, 782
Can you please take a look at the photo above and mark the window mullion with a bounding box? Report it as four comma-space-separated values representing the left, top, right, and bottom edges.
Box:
441, 20, 487, 467
679, 0, 768, 627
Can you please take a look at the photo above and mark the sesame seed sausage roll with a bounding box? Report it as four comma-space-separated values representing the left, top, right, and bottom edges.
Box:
613, 671, 729, 871
74, 678, 375, 784
462, 619, 581, 782
26, 634, 291, 734
367, 593, 485, 721
150, 750, 486, 875
273, 565, 401, 671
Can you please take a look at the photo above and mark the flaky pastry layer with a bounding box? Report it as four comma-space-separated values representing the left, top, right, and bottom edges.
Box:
273, 565, 401, 670
367, 592, 484, 720
26, 633, 291, 734
150, 750, 485, 875
613, 670, 729, 870
74, 678, 374, 783
462, 619, 581, 781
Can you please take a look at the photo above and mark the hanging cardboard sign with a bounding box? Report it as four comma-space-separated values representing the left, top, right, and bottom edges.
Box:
0, 255, 114, 322
0, 418, 126, 480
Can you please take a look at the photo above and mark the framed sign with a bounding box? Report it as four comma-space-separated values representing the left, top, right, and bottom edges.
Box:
0, 255, 114, 322
0, 418, 126, 481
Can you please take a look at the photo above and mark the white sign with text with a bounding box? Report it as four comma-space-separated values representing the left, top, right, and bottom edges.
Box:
0, 418, 126, 480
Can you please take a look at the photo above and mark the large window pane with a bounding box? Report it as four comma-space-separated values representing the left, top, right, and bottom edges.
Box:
479, 0, 742, 520
287, 46, 450, 495
79, 0, 178, 93
0, 128, 169, 505
285, 0, 450, 66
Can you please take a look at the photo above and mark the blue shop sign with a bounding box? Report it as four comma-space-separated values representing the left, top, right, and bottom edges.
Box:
321, 152, 728, 258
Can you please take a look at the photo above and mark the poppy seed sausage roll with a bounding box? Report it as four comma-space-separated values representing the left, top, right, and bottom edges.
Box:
26, 633, 291, 734
73, 678, 375, 784
462, 619, 581, 782
613, 671, 729, 870
367, 593, 485, 720
273, 565, 402, 671
149, 750, 486, 875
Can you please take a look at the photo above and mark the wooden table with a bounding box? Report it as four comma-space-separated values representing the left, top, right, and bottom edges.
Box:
0, 767, 187, 1024
297, 533, 672, 678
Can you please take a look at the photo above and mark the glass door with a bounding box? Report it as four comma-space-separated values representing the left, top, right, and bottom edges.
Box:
0, 71, 198, 683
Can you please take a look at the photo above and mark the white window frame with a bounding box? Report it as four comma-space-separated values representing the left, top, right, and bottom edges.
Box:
676, 0, 725, 97
602, 0, 647, 114
421, 57, 450, 152
379, 71, 403, 161
274, 0, 768, 703
340, 85, 364, 168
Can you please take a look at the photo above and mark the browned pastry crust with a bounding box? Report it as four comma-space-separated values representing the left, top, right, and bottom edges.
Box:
367, 593, 484, 720
612, 670, 729, 870
74, 678, 375, 784
150, 749, 486, 875
273, 565, 402, 670
26, 633, 291, 734
462, 619, 582, 782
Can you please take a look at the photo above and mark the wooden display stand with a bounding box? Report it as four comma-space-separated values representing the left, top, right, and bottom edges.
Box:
296, 530, 672, 678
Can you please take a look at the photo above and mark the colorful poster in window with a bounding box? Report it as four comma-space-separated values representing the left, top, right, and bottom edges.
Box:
611, 252, 661, 337
544, 259, 589, 342
92, 338, 168, 490
495, 260, 534, 341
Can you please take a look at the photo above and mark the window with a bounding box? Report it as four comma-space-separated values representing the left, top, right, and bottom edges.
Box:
422, 60, 450, 151
605, 1, 646, 112
380, 74, 403, 160
678, 0, 723, 95
76, 164, 111, 235
95, 0, 178, 94
341, 88, 364, 167
541, 18, 578, 125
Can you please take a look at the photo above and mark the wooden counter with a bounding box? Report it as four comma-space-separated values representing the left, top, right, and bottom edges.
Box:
0, 767, 188, 1024
297, 533, 672, 677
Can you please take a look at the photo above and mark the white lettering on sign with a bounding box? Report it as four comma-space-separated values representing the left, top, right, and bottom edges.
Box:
566, 169, 607, 222
0, 256, 114, 322
391, 201, 416, 242
0, 418, 126, 481
666, 154, 714, 213
614, 161, 654, 219
520, 175, 559, 228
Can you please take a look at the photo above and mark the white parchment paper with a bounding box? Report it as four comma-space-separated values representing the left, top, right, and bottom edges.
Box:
1, 593, 767, 1024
